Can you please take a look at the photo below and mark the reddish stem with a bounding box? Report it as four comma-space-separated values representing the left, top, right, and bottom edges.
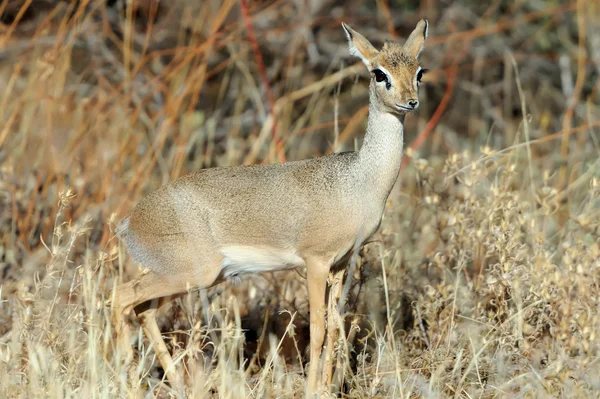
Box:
401, 63, 459, 170
239, 0, 285, 162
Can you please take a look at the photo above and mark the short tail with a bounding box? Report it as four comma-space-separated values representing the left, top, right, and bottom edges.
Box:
115, 216, 130, 238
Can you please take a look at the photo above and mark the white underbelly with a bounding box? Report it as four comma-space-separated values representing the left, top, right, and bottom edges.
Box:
220, 245, 306, 280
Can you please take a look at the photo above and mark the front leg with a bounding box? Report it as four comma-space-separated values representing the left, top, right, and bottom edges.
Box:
323, 268, 345, 387
305, 258, 330, 397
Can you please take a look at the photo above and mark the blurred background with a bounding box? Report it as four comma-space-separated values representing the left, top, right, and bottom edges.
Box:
0, 0, 599, 397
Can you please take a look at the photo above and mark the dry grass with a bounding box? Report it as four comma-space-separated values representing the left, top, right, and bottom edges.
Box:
0, 0, 599, 397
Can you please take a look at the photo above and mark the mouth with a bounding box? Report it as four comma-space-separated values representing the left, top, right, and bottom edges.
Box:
395, 104, 414, 112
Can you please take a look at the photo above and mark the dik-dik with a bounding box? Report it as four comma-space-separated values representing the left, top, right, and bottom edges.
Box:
113, 19, 429, 396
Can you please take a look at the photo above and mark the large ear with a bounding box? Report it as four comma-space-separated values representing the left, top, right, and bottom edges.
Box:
341, 22, 379, 69
403, 19, 428, 59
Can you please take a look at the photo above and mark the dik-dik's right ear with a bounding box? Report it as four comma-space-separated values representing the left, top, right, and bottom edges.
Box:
342, 22, 379, 69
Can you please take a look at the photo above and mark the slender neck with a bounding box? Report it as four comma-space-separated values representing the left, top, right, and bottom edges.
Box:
357, 89, 405, 202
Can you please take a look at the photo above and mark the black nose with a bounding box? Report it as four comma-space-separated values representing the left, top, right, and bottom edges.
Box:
408, 99, 419, 108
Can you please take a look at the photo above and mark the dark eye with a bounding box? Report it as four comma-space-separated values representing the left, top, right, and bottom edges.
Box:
373, 69, 387, 83
417, 68, 428, 83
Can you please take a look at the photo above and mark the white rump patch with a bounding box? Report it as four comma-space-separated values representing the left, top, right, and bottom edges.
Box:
115, 216, 130, 238
221, 245, 305, 280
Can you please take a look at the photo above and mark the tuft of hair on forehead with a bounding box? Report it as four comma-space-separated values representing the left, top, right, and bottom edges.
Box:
380, 41, 417, 69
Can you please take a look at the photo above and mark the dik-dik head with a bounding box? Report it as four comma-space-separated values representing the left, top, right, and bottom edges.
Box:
342, 20, 428, 116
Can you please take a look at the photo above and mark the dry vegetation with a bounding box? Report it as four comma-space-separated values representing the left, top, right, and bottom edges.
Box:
0, 0, 599, 397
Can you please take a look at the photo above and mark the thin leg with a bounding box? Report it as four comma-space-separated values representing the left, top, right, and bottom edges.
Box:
138, 298, 184, 392
323, 269, 344, 387
112, 279, 139, 363
112, 273, 194, 388
305, 258, 330, 397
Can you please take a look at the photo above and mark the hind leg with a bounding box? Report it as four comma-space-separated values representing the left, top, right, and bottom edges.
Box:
112, 279, 139, 364
112, 266, 221, 389
112, 273, 191, 381
137, 295, 185, 391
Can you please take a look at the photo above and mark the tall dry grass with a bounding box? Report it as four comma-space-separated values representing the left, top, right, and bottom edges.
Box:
0, 0, 599, 397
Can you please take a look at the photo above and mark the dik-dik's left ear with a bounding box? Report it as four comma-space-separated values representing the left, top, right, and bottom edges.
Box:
403, 19, 428, 59
342, 22, 379, 69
